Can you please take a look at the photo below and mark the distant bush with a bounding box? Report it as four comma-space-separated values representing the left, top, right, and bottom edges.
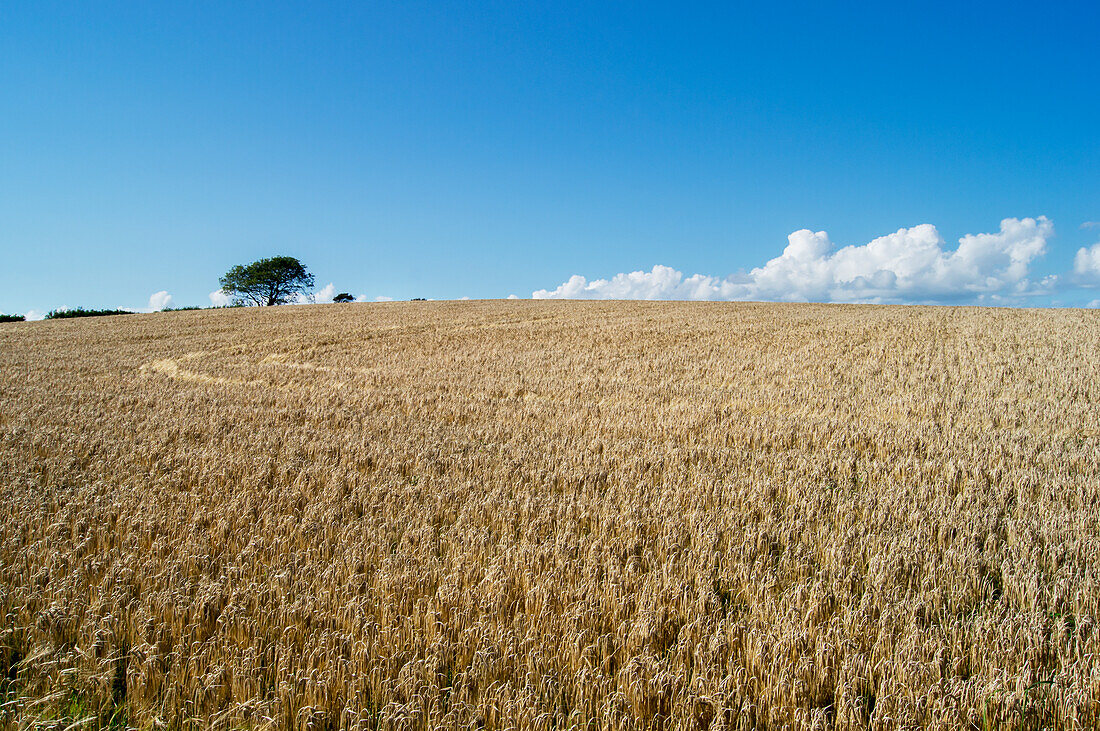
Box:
410, 297, 427, 301
44, 307, 133, 320
162, 306, 202, 311
0, 314, 25, 323
333, 293, 354, 303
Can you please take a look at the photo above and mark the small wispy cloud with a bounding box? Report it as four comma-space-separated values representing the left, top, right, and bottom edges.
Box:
1081, 221, 1100, 229
211, 285, 395, 306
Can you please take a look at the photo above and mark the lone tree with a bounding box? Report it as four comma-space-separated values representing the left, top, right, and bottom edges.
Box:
218, 256, 314, 306
332, 292, 354, 303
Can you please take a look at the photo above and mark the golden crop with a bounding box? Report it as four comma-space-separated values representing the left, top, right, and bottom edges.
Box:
2, 301, 1099, 729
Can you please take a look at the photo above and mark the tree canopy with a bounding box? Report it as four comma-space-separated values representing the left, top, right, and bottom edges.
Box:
333, 292, 354, 303
218, 256, 314, 306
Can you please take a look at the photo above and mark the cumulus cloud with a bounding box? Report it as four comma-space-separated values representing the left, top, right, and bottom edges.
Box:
25, 309, 45, 321
534, 266, 742, 301
374, 295, 395, 302
314, 283, 336, 303
533, 217, 1056, 305
506, 294, 520, 299
1073, 242, 1100, 286
209, 289, 233, 307
147, 290, 172, 311
291, 282, 336, 304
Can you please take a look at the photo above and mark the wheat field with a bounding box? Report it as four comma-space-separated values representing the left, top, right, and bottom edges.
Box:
1, 301, 1099, 729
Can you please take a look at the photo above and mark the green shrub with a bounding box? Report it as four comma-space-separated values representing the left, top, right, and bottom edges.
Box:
44, 308, 133, 320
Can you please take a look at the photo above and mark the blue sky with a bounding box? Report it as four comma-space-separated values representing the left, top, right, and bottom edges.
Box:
2, 1, 1099, 316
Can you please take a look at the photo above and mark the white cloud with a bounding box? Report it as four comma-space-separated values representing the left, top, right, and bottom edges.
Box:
458, 296, 472, 301
292, 282, 336, 304
147, 290, 172, 311
209, 289, 232, 307
314, 283, 336, 303
533, 217, 1055, 305
25, 309, 45, 321
374, 295, 395, 302
506, 294, 520, 299
1088, 299, 1100, 308
1073, 242, 1100, 286
1081, 222, 1100, 229
533, 266, 742, 301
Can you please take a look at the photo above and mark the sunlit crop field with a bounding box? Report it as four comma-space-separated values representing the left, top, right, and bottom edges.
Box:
2, 301, 1099, 729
